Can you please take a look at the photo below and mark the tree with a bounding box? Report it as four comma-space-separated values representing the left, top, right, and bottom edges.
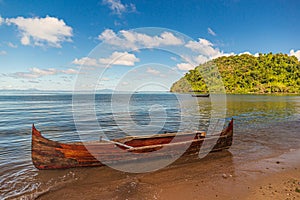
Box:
170, 53, 300, 94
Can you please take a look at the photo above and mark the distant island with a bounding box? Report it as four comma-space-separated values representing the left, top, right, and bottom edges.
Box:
0, 89, 115, 93
170, 53, 300, 94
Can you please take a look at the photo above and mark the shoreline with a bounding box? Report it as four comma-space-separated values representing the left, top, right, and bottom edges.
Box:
37, 149, 300, 200
146, 149, 300, 200
243, 149, 300, 200
171, 92, 300, 96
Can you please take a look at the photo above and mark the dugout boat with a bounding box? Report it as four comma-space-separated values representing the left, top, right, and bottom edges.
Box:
191, 94, 210, 97
32, 119, 233, 169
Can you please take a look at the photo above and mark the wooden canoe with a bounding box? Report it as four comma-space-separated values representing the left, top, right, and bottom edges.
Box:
32, 119, 233, 170
191, 94, 210, 97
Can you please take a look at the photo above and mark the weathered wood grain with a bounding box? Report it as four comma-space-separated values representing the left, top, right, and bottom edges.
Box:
31, 119, 233, 169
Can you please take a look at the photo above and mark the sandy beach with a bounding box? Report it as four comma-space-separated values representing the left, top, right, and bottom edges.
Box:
33, 120, 300, 200
35, 148, 300, 200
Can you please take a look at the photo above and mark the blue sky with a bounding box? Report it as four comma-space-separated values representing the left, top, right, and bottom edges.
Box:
0, 0, 300, 90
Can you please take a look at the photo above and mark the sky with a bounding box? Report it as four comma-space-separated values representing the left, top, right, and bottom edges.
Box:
0, 0, 300, 91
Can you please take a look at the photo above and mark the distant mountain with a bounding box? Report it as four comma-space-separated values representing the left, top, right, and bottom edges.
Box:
0, 89, 115, 93
0, 89, 42, 94
0, 89, 40, 92
170, 53, 300, 94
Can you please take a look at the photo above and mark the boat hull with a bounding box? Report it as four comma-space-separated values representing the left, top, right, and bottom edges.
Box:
32, 119, 233, 170
191, 94, 210, 97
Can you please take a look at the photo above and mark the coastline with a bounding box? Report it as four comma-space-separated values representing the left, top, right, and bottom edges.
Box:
36, 148, 300, 200
244, 150, 300, 200
1, 94, 299, 199
35, 119, 300, 200
157, 149, 300, 200
171, 92, 300, 96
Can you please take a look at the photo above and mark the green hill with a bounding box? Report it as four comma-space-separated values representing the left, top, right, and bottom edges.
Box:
170, 53, 300, 94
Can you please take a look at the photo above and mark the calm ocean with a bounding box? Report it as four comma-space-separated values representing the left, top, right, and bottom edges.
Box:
0, 92, 299, 199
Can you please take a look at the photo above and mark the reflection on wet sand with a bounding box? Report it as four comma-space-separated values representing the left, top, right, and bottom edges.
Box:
36, 120, 300, 200
36, 150, 235, 200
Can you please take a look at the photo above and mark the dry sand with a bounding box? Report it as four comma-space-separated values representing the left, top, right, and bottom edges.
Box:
37, 149, 300, 200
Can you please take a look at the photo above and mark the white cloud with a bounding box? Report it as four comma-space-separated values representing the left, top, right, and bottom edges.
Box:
98, 29, 184, 50
98, 29, 116, 41
194, 54, 209, 64
208, 27, 216, 36
175, 49, 300, 72
102, 0, 136, 16
185, 38, 219, 57
100, 77, 110, 81
72, 57, 99, 67
236, 51, 300, 59
170, 56, 178, 61
10, 67, 78, 79
0, 16, 3, 25
98, 29, 135, 50
157, 32, 184, 46
21, 35, 30, 45
238, 51, 252, 55
182, 38, 234, 70
28, 80, 40, 84
217, 52, 235, 58
0, 50, 7, 55
146, 67, 160, 75
176, 63, 194, 71
30, 67, 57, 76
120, 30, 184, 47
6, 16, 73, 48
61, 69, 78, 74
99, 29, 233, 71
99, 51, 140, 66
7, 42, 18, 48
0, 84, 13, 90
12, 68, 57, 79
290, 49, 300, 60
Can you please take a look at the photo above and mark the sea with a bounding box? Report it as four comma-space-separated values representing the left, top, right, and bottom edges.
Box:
0, 91, 299, 199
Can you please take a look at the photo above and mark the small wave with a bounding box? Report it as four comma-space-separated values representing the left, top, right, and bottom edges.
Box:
1, 164, 79, 200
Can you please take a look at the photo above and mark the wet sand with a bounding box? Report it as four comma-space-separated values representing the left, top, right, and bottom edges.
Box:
35, 148, 300, 200
246, 167, 300, 200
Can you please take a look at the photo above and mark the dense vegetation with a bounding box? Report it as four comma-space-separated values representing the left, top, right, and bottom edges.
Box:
170, 53, 300, 94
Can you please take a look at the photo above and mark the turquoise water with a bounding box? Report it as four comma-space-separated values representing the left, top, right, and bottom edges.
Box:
0, 92, 299, 199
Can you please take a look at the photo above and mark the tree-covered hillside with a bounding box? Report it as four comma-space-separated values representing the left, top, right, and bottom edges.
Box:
170, 53, 300, 94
